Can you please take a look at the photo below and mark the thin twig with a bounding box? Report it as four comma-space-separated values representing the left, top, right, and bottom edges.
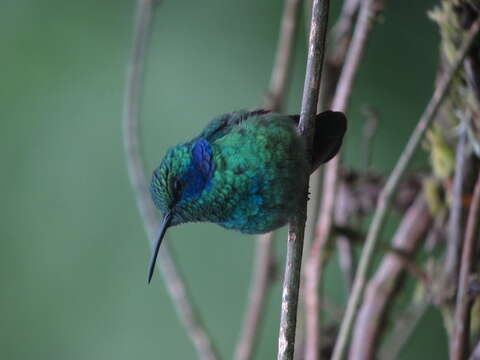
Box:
277, 1, 330, 359
304, 156, 337, 360
331, 19, 480, 360
235, 1, 302, 359
122, 1, 219, 359
266, 0, 304, 112
361, 105, 379, 171
304, 1, 381, 359
330, 0, 362, 55
335, 182, 355, 292
316, 0, 361, 110
331, 0, 381, 112
234, 233, 276, 360
298, 2, 362, 356
444, 129, 467, 297
348, 197, 432, 359
452, 169, 480, 360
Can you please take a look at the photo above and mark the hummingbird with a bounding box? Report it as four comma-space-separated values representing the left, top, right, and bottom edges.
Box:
148, 109, 347, 282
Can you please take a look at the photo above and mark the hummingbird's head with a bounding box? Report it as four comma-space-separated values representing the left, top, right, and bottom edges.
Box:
149, 144, 190, 219
147, 138, 216, 282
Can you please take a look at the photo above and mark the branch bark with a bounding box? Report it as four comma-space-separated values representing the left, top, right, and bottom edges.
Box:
234, 233, 276, 360
122, 1, 219, 359
331, 19, 480, 360
452, 168, 480, 360
444, 129, 467, 297
277, 1, 330, 359
266, 0, 304, 113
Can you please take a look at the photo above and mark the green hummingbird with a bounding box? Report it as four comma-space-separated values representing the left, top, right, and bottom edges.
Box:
148, 109, 346, 282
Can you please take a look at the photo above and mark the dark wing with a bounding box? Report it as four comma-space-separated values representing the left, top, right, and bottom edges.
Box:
199, 109, 271, 142
289, 111, 347, 169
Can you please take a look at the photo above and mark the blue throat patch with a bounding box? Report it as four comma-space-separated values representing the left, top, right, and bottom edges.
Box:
181, 138, 216, 200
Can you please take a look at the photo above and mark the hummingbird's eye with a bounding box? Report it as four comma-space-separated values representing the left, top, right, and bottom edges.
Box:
171, 178, 183, 203
166, 177, 182, 207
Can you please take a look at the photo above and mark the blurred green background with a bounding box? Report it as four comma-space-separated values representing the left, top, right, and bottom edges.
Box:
1, 0, 447, 359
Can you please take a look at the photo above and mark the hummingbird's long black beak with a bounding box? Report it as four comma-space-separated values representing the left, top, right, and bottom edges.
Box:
147, 211, 172, 284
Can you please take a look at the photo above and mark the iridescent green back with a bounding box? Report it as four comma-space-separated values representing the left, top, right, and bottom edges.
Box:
208, 112, 308, 233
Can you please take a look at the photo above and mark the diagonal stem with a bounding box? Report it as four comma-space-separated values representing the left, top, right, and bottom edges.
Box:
122, 1, 219, 359
277, 1, 330, 359
331, 18, 480, 360
349, 197, 432, 359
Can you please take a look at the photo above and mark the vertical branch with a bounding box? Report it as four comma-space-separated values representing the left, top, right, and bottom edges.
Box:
444, 130, 467, 295
317, 0, 361, 110
304, 1, 381, 359
335, 182, 356, 291
361, 106, 379, 171
451, 169, 480, 360
304, 156, 337, 360
122, 1, 219, 359
331, 19, 480, 360
266, 0, 304, 112
234, 233, 276, 360
330, 0, 381, 112
277, 1, 330, 359
235, 1, 302, 359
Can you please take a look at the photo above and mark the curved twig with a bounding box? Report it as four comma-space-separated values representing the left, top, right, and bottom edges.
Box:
122, 1, 219, 359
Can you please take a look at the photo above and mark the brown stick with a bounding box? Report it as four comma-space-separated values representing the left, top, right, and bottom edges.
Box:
330, 0, 382, 112
234, 1, 302, 359
444, 130, 468, 296
317, 0, 361, 110
304, 155, 337, 360
234, 233, 276, 360
331, 19, 480, 360
335, 181, 356, 291
266, 0, 303, 113
451, 169, 480, 360
348, 197, 432, 359
122, 1, 219, 359
304, 1, 382, 359
277, 1, 330, 359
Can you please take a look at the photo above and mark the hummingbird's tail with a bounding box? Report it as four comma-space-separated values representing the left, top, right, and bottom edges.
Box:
290, 111, 347, 170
